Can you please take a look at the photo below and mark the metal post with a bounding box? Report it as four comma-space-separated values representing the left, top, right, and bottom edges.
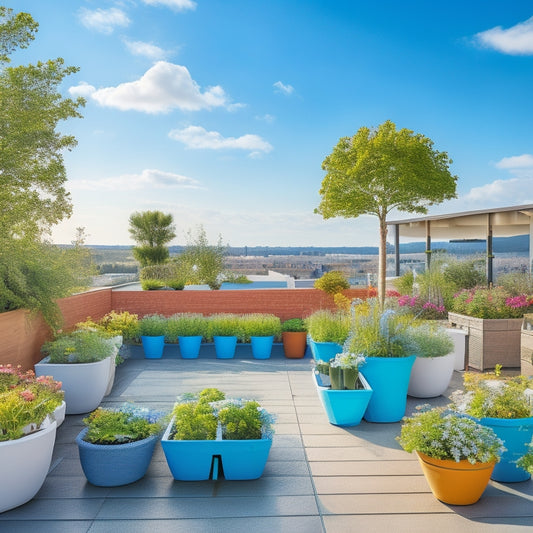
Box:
486, 213, 493, 287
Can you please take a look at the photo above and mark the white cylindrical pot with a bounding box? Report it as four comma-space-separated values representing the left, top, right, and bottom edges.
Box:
446, 328, 467, 371
408, 352, 456, 398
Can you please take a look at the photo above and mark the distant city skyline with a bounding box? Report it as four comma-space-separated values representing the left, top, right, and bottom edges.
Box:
10, 1, 533, 247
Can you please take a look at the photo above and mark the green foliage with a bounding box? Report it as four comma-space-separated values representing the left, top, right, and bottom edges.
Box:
316, 120, 457, 306
165, 313, 207, 341
496, 272, 533, 296
240, 314, 281, 342
140, 279, 166, 290
442, 258, 485, 291
206, 314, 244, 341
174, 226, 227, 290
397, 406, 504, 464
98, 311, 139, 342
218, 401, 263, 440
314, 271, 350, 295
129, 211, 176, 267
517, 441, 533, 474
138, 314, 167, 337
409, 321, 454, 358
317, 352, 367, 390
394, 270, 414, 295
41, 329, 115, 364
281, 318, 307, 332
305, 310, 350, 344
82, 405, 164, 445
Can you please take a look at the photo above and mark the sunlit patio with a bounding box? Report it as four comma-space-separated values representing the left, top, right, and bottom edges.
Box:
1, 344, 533, 533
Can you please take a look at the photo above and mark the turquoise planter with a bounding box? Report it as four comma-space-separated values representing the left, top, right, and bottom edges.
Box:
362, 355, 416, 423
161, 420, 272, 480
310, 339, 343, 362
178, 336, 203, 359
251, 336, 274, 359
313, 370, 373, 426
141, 335, 165, 359
213, 336, 237, 359
478, 416, 533, 482
76, 428, 159, 487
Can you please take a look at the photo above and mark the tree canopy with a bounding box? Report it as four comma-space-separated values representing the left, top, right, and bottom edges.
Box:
316, 120, 458, 306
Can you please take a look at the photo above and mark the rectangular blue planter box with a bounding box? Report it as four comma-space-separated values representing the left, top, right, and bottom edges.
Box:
161, 420, 272, 480
313, 370, 373, 426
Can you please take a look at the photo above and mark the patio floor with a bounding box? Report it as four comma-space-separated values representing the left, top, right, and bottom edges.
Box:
1, 344, 533, 532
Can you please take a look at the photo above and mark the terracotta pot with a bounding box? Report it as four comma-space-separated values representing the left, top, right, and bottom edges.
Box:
282, 331, 307, 358
416, 451, 495, 505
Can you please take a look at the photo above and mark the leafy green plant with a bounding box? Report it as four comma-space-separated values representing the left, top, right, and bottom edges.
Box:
496, 272, 533, 296
397, 405, 504, 464
305, 310, 350, 344
315, 352, 366, 390
99, 310, 139, 342
217, 400, 274, 440
138, 314, 168, 337
41, 329, 116, 363
442, 258, 485, 291
393, 270, 414, 295
206, 314, 244, 341
140, 279, 166, 291
314, 271, 350, 295
517, 440, 533, 473
409, 322, 454, 358
82, 404, 165, 444
165, 314, 207, 342
240, 314, 281, 342
281, 318, 307, 332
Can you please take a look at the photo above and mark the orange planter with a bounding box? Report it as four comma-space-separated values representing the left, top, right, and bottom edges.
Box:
282, 332, 307, 358
417, 452, 495, 505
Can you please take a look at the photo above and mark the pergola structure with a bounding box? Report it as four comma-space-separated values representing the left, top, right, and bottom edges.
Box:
387, 204, 533, 285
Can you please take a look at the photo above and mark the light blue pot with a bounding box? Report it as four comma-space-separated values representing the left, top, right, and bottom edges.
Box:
251, 336, 274, 359
213, 336, 237, 359
313, 370, 373, 426
362, 355, 416, 423
161, 421, 272, 480
478, 416, 533, 482
178, 336, 203, 359
141, 335, 165, 359
309, 339, 343, 362
76, 428, 159, 487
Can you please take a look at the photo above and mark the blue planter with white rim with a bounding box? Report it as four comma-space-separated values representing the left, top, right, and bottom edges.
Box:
362, 355, 416, 423
251, 336, 275, 359
76, 428, 159, 486
213, 336, 238, 359
309, 338, 343, 362
178, 336, 203, 359
141, 335, 165, 359
313, 369, 373, 426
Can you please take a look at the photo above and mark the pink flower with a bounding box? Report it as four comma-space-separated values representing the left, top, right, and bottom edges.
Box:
19, 389, 35, 402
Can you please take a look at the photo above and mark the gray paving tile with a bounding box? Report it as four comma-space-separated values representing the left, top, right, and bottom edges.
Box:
0, 498, 105, 520
0, 521, 92, 532
213, 475, 315, 497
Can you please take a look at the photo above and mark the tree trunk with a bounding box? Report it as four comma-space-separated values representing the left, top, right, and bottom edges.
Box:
378, 215, 388, 309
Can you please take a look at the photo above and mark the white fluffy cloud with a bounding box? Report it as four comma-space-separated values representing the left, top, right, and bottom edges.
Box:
68, 81, 96, 98
70, 169, 202, 191
273, 81, 294, 95
78, 7, 130, 34
462, 177, 533, 204
141, 0, 197, 11
169, 125, 273, 154
124, 40, 169, 60
495, 154, 533, 169
475, 16, 533, 55
90, 62, 229, 113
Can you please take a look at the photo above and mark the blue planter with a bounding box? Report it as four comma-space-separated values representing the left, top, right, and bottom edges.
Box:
478, 416, 533, 482
213, 336, 237, 359
161, 421, 272, 480
141, 335, 165, 359
178, 336, 203, 359
313, 370, 373, 426
362, 355, 416, 423
309, 339, 343, 362
76, 428, 159, 486
251, 336, 274, 359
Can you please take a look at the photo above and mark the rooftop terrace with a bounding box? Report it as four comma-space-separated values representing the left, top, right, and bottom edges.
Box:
2, 344, 533, 532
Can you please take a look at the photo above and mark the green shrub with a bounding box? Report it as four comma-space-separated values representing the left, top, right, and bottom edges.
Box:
281, 318, 307, 332
41, 329, 115, 363
140, 279, 166, 290
442, 258, 485, 290
138, 314, 167, 337
99, 311, 140, 342
166, 314, 207, 342
305, 310, 350, 344
206, 314, 244, 341
496, 272, 533, 296
314, 271, 350, 295
394, 270, 414, 295
240, 314, 281, 342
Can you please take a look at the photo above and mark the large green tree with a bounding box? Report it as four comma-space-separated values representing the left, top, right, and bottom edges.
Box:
316, 120, 458, 307
129, 210, 176, 266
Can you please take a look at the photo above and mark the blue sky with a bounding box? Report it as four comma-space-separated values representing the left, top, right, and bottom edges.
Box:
8, 0, 533, 247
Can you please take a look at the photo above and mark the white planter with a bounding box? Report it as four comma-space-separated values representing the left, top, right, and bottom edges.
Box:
408, 352, 455, 398
53, 401, 66, 427
35, 356, 112, 414
104, 336, 122, 396
446, 328, 467, 371
0, 418, 57, 513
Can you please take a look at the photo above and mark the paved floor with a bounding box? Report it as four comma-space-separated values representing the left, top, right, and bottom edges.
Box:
1, 344, 533, 532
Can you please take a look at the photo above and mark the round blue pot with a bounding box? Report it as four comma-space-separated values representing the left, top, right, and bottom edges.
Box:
251, 336, 274, 359
362, 355, 416, 423
178, 336, 203, 359
76, 428, 159, 486
313, 370, 373, 426
141, 335, 165, 359
310, 339, 343, 362
478, 416, 533, 482
213, 336, 238, 359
